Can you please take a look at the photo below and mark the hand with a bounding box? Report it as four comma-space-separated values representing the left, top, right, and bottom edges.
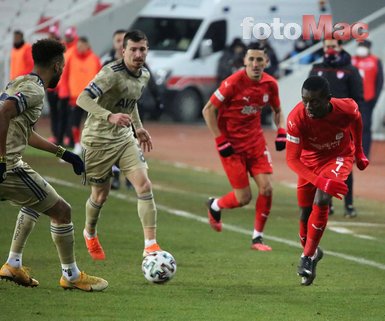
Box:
61, 150, 85, 175
0, 161, 6, 183
355, 151, 369, 170
275, 128, 286, 151
215, 135, 234, 157
136, 128, 153, 152
108, 113, 131, 127
314, 176, 348, 199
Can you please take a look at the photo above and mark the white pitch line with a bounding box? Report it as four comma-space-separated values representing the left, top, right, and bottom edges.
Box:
47, 176, 385, 271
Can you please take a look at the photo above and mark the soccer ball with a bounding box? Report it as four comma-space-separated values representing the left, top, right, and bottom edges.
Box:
142, 250, 177, 284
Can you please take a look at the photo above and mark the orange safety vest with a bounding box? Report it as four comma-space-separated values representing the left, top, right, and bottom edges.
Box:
10, 43, 34, 79
65, 48, 101, 105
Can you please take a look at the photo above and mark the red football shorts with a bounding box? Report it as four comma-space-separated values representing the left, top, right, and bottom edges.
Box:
220, 146, 273, 189
297, 156, 354, 207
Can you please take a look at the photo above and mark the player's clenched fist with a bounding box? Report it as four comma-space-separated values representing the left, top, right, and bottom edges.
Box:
275, 128, 286, 151
355, 151, 369, 170
215, 135, 234, 158
314, 176, 348, 199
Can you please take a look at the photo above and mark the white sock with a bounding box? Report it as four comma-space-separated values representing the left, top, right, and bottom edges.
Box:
252, 230, 263, 239
62, 263, 81, 281
7, 251, 22, 268
145, 239, 156, 248
211, 199, 220, 211
83, 229, 96, 239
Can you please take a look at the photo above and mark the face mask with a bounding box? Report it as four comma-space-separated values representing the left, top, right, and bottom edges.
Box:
324, 47, 340, 64
325, 48, 339, 56
356, 46, 369, 57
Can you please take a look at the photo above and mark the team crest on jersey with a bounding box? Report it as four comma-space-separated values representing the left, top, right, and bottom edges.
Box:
337, 71, 345, 79
263, 94, 269, 103
336, 132, 344, 140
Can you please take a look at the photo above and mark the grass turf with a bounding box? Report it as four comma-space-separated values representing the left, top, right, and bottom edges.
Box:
0, 149, 384, 321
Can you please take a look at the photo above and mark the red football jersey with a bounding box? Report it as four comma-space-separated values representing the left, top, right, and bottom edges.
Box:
286, 97, 360, 167
210, 69, 280, 153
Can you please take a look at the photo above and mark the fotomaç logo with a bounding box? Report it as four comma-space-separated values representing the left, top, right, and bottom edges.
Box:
241, 15, 368, 42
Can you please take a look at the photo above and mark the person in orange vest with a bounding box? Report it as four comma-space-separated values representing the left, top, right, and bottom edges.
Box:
352, 40, 384, 158
62, 36, 101, 154
10, 30, 34, 80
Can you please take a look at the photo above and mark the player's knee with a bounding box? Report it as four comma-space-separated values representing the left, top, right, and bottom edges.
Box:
52, 199, 72, 224
135, 179, 152, 195
93, 193, 108, 205
238, 193, 252, 206
260, 185, 273, 196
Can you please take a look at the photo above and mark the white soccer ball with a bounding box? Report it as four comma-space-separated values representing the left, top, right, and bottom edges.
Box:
142, 250, 177, 284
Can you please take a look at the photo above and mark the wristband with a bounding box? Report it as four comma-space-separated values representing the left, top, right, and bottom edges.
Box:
277, 128, 286, 135
55, 145, 66, 158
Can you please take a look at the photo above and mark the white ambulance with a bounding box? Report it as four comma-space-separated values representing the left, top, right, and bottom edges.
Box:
131, 0, 329, 121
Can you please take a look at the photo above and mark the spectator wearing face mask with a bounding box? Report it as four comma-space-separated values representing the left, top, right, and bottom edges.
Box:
352, 40, 384, 158
309, 38, 364, 218
10, 30, 34, 80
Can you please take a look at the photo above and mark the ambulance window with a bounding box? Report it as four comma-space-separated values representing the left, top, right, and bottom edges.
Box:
131, 17, 202, 52
203, 20, 226, 53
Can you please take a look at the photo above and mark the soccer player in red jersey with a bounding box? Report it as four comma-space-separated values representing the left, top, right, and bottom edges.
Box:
202, 42, 286, 251
286, 76, 369, 285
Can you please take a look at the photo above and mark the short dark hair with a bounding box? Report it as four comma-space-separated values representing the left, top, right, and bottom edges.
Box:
113, 29, 127, 37
302, 76, 331, 97
14, 30, 24, 37
32, 38, 65, 67
123, 30, 148, 48
246, 41, 267, 54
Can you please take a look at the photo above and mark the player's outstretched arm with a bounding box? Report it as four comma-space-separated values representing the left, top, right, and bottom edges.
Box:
28, 131, 84, 175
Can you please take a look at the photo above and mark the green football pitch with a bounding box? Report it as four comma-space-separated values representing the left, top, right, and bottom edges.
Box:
1, 148, 385, 321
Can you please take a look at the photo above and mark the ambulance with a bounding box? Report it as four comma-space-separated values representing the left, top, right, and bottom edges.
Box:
131, 0, 329, 121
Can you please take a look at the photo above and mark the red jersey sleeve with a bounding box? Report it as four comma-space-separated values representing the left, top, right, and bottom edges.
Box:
286, 108, 318, 185
209, 79, 234, 108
